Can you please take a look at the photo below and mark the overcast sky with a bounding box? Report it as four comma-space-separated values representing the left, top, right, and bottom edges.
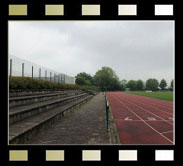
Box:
9, 21, 174, 85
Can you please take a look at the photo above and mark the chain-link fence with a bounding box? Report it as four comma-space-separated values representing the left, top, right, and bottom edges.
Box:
9, 55, 75, 84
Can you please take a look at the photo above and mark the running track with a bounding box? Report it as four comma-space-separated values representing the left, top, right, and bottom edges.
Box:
107, 92, 174, 145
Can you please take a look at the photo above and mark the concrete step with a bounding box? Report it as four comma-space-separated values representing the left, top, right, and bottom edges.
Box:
9, 90, 83, 97
9, 95, 93, 144
9, 93, 88, 124
9, 90, 83, 108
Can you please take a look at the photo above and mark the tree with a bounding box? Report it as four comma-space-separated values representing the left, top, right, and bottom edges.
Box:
146, 78, 159, 91
126, 80, 137, 91
136, 80, 144, 91
76, 72, 94, 85
110, 77, 121, 90
120, 79, 127, 91
75, 76, 89, 86
94, 66, 121, 90
159, 79, 167, 90
170, 79, 174, 91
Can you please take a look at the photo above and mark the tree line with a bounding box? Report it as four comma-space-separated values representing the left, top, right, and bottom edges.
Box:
75, 66, 174, 91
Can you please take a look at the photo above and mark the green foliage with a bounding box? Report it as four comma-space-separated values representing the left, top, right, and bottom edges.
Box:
76, 72, 94, 85
170, 79, 174, 91
171, 80, 173, 88
126, 80, 137, 91
123, 80, 144, 91
146, 78, 159, 91
94, 66, 121, 91
80, 85, 99, 95
136, 80, 144, 91
9, 76, 98, 92
120, 79, 127, 90
9, 77, 99, 95
159, 79, 167, 90
75, 76, 88, 86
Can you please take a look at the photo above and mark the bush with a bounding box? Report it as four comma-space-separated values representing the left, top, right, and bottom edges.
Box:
9, 77, 99, 93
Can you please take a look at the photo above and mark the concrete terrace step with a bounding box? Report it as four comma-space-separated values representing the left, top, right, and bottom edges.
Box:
9, 90, 83, 97
9, 95, 93, 144
9, 90, 83, 108
9, 93, 88, 124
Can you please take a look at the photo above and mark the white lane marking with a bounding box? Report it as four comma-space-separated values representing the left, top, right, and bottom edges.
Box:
125, 92, 173, 109
147, 117, 156, 121
124, 117, 132, 120
115, 119, 173, 122
161, 130, 173, 134
118, 96, 173, 126
127, 94, 173, 111
130, 99, 173, 115
114, 95, 173, 144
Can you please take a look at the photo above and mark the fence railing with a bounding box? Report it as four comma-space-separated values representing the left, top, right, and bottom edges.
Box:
105, 92, 109, 130
9, 55, 75, 84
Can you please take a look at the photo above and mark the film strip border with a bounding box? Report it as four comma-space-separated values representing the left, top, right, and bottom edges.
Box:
8, 149, 175, 162
8, 4, 174, 16
2, 1, 179, 166
6, 0, 175, 19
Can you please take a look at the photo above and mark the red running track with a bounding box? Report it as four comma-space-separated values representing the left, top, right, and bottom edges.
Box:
107, 92, 174, 145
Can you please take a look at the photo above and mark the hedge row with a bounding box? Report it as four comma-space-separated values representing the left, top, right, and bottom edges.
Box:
9, 77, 99, 93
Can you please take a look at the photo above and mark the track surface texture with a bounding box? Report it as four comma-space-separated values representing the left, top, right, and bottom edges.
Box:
107, 92, 174, 145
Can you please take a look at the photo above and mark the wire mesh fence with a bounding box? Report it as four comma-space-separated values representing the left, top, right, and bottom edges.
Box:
9, 55, 75, 84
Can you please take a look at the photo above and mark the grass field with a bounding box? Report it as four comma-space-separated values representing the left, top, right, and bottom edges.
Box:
128, 91, 173, 101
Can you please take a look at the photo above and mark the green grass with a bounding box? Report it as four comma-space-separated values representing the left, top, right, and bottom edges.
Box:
128, 91, 173, 101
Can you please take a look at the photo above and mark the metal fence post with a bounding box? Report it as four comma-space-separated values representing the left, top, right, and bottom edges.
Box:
10, 59, 12, 76
39, 68, 41, 80
58, 75, 60, 83
22, 63, 24, 77
32, 66, 34, 78
50, 72, 52, 82
61, 75, 63, 83
105, 93, 109, 130
54, 74, 56, 82
45, 70, 47, 81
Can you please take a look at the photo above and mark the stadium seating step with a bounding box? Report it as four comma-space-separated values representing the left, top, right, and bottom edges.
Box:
9, 90, 83, 108
9, 92, 88, 124
9, 95, 93, 144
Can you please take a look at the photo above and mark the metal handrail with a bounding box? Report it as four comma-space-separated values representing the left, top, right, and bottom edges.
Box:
104, 92, 109, 130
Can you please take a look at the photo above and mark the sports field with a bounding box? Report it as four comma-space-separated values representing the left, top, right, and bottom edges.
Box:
107, 92, 174, 145
128, 91, 173, 101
